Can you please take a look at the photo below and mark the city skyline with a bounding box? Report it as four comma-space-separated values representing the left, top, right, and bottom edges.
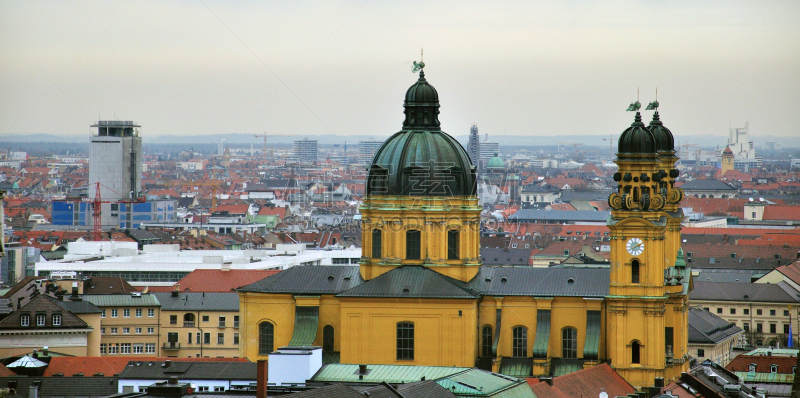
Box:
2, 1, 799, 142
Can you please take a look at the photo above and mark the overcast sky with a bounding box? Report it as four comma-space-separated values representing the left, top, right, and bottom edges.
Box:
1, 1, 799, 144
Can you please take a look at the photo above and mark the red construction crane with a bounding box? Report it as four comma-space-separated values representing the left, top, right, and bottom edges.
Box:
88, 182, 145, 241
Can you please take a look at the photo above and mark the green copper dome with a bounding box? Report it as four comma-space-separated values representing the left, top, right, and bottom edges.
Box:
487, 153, 505, 169
617, 112, 657, 158
648, 111, 675, 154
366, 70, 477, 197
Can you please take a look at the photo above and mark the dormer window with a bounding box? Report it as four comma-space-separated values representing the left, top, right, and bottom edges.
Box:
36, 314, 46, 326
771, 364, 778, 373
53, 314, 62, 326
20, 315, 30, 327
748, 363, 756, 372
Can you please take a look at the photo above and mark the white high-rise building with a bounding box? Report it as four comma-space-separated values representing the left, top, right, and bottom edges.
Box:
358, 139, 383, 164
89, 121, 142, 201
294, 138, 318, 163
726, 122, 762, 171
468, 124, 480, 166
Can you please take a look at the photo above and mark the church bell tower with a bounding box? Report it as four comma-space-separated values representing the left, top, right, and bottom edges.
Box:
605, 102, 690, 389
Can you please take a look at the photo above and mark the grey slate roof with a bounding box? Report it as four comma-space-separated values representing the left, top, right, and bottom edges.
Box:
692, 268, 767, 283
336, 266, 480, 299
689, 281, 800, 303
469, 266, 610, 297
118, 361, 256, 381
54, 298, 102, 314
82, 294, 160, 307
0, 376, 119, 398
480, 248, 531, 266
688, 307, 743, 345
154, 292, 239, 311
508, 209, 610, 223
237, 265, 364, 295
680, 179, 737, 191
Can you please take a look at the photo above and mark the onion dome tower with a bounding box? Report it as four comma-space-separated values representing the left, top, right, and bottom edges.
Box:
605, 103, 690, 388
360, 65, 482, 282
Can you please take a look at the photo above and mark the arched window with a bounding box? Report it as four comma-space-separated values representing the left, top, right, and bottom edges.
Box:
631, 260, 640, 284
184, 313, 195, 327
323, 325, 334, 353
258, 322, 274, 355
512, 326, 527, 358
397, 322, 414, 360
447, 230, 459, 260
631, 341, 641, 364
371, 229, 382, 259
481, 325, 493, 357
406, 230, 421, 260
562, 328, 578, 359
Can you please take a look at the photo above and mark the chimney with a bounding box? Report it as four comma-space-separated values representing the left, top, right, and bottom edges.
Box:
256, 360, 267, 398
29, 381, 41, 398
222, 262, 231, 272
71, 281, 79, 298
654, 377, 665, 387
540, 377, 553, 386
171, 285, 180, 297
42, 346, 48, 356
164, 359, 172, 368
359, 364, 368, 374
169, 376, 178, 385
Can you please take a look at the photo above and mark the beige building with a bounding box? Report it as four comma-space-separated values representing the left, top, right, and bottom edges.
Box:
687, 307, 743, 366
689, 281, 799, 348
154, 292, 240, 358
83, 294, 161, 356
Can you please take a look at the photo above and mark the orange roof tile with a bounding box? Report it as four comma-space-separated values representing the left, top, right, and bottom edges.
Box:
43, 356, 249, 377
175, 269, 281, 292
528, 364, 634, 398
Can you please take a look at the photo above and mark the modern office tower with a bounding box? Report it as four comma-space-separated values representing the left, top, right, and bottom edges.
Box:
89, 121, 142, 201
467, 124, 480, 165
479, 140, 500, 165
294, 138, 318, 163
358, 139, 384, 164
726, 122, 762, 171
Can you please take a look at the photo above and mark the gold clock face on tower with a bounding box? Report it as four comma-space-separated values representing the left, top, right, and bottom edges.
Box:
626, 238, 644, 256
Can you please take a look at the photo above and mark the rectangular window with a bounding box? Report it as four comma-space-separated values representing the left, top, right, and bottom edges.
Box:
202, 315, 209, 322
145, 343, 156, 354
219, 316, 226, 328
109, 344, 118, 354
20, 315, 30, 327
770, 310, 776, 316
135, 327, 142, 334
102, 328, 106, 334
204, 333, 211, 344
743, 323, 750, 332
218, 333, 225, 344
111, 327, 118, 334
631, 261, 640, 284
133, 344, 143, 354
786, 324, 791, 334
101, 310, 106, 318
234, 316, 240, 328
120, 343, 131, 354
188, 333, 193, 344
730, 308, 736, 315
148, 327, 154, 334
406, 230, 421, 260
148, 308, 155, 317
665, 327, 674, 356
123, 327, 130, 334
697, 349, 705, 357
770, 324, 777, 333
112, 309, 118, 318
513, 327, 528, 358
786, 310, 791, 316
170, 315, 177, 325
757, 309, 763, 315
100, 344, 107, 354
168, 332, 178, 343
214, 387, 224, 392
716, 308, 723, 314
447, 230, 459, 260
372, 229, 382, 259
36, 314, 46, 326
234, 333, 239, 345
396, 322, 414, 360
744, 308, 749, 315
562, 328, 578, 359
50, 314, 60, 326
198, 387, 209, 392
136, 309, 142, 317
123, 309, 130, 317
757, 323, 763, 333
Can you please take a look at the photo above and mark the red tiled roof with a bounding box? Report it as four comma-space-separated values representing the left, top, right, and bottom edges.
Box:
660, 382, 695, 398
258, 206, 287, 218
528, 364, 635, 398
725, 355, 795, 373
777, 261, 800, 285
175, 269, 280, 292
0, 363, 16, 377
763, 205, 800, 221
211, 204, 249, 215
43, 356, 249, 377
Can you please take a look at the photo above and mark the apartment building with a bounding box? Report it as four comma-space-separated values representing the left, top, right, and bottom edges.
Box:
154, 292, 240, 358
83, 293, 161, 356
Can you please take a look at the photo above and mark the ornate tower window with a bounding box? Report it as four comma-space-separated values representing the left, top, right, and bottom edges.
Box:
631, 259, 640, 284
512, 326, 528, 357
447, 230, 459, 260
371, 229, 382, 259
406, 230, 421, 260
258, 322, 274, 355
562, 327, 578, 358
481, 325, 493, 357
397, 322, 414, 360
631, 340, 641, 364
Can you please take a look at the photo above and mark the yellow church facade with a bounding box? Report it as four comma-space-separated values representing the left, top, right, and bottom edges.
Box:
237, 70, 691, 389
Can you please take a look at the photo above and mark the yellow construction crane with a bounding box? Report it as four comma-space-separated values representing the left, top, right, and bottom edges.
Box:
254, 132, 270, 160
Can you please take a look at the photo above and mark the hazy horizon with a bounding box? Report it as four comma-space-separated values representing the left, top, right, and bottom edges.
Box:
2, 1, 799, 143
